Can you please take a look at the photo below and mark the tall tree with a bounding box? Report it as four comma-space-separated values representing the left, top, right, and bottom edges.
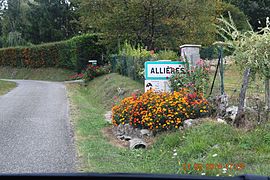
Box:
25, 0, 80, 44
0, 0, 30, 46
76, 0, 219, 51
224, 0, 270, 30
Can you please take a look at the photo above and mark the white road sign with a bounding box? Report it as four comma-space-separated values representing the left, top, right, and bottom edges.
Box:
144, 61, 185, 92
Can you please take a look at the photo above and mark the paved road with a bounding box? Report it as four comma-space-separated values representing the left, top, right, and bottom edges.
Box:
0, 80, 76, 173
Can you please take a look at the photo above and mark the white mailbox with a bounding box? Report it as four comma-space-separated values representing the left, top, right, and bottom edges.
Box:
88, 60, 97, 66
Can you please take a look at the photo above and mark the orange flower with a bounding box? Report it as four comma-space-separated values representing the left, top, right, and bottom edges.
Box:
112, 88, 209, 130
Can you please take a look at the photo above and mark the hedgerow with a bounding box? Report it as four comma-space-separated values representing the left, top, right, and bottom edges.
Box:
0, 34, 104, 72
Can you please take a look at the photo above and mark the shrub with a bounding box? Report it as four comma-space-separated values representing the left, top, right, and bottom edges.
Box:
70, 34, 105, 72
118, 41, 151, 58
156, 50, 178, 60
112, 42, 154, 82
169, 59, 210, 95
112, 42, 183, 83
112, 43, 182, 82
82, 64, 111, 81
112, 89, 209, 131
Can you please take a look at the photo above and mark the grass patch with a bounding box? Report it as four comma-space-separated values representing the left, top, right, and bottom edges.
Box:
0, 66, 75, 81
0, 80, 16, 96
67, 73, 270, 176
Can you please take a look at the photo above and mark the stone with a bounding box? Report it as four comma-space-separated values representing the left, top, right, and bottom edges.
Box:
225, 106, 238, 121
217, 94, 229, 117
117, 135, 125, 140
117, 87, 125, 96
178, 126, 184, 131
129, 138, 147, 149
116, 124, 125, 136
183, 119, 194, 128
140, 129, 151, 136
124, 124, 132, 135
217, 118, 227, 124
133, 128, 143, 138
104, 111, 112, 124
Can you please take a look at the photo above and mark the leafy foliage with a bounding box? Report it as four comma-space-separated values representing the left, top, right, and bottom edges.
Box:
217, 14, 270, 79
118, 41, 151, 58
112, 42, 181, 82
112, 42, 154, 82
0, 0, 81, 46
218, 1, 250, 31
0, 0, 29, 47
76, 0, 218, 51
156, 50, 178, 61
24, 0, 80, 44
169, 59, 211, 95
82, 64, 111, 82
224, 0, 270, 30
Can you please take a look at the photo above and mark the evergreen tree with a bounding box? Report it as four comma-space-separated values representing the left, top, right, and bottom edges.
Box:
25, 0, 80, 44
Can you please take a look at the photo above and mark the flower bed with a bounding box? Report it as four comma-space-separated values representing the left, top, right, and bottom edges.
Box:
112, 89, 209, 130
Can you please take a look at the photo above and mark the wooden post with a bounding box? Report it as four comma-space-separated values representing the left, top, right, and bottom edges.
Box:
234, 68, 250, 127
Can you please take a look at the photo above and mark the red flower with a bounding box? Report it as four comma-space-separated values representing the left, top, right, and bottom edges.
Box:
132, 93, 137, 100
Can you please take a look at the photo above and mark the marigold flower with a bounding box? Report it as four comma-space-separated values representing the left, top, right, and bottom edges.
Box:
111, 89, 209, 130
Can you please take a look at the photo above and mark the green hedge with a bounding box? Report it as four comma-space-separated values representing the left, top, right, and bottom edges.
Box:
0, 34, 104, 72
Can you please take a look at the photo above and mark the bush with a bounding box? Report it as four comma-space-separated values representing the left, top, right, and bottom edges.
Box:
70, 34, 105, 72
169, 59, 210, 95
112, 89, 209, 131
156, 50, 178, 60
82, 64, 111, 81
111, 42, 181, 82
0, 33, 104, 72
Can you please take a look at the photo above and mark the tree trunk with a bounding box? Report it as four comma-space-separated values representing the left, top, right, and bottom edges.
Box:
234, 68, 250, 127
265, 78, 270, 121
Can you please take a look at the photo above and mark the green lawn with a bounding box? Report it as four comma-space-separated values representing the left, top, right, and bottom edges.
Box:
67, 73, 270, 176
0, 80, 16, 96
0, 66, 75, 81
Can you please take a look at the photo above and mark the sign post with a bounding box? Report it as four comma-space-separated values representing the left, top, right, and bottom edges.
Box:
144, 61, 185, 92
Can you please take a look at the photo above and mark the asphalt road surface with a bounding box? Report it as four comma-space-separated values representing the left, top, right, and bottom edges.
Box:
0, 80, 76, 173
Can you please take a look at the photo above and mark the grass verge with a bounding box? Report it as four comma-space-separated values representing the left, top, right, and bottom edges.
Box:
0, 80, 16, 96
67, 73, 270, 176
0, 66, 75, 81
